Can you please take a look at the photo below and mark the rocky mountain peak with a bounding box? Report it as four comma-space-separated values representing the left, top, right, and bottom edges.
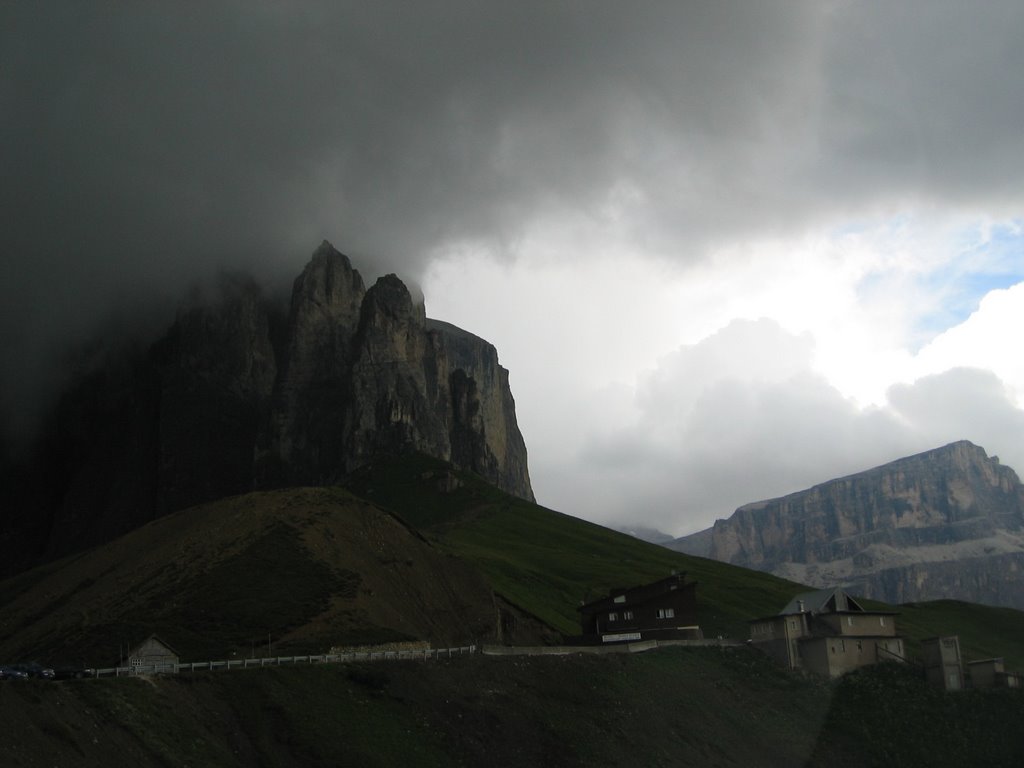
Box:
358, 274, 428, 347
681, 440, 1024, 609
1, 243, 534, 576
290, 240, 365, 328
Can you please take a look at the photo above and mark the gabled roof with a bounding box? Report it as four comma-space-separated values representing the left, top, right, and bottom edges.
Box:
578, 573, 695, 614
129, 634, 179, 657
779, 587, 866, 616
750, 586, 898, 623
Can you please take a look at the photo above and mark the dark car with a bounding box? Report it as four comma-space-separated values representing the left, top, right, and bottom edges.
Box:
9, 662, 55, 680
0, 666, 29, 680
53, 665, 93, 680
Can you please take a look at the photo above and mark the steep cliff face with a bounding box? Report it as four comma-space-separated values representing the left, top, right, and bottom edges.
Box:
690, 441, 1024, 608
428, 319, 534, 501
256, 245, 533, 500
261, 243, 365, 485
340, 274, 451, 471
2, 242, 533, 575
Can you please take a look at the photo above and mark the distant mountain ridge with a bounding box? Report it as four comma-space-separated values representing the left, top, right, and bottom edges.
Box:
0, 242, 532, 576
669, 441, 1024, 609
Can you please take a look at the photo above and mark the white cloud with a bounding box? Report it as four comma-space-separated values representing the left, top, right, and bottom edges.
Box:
426, 221, 1024, 538
910, 282, 1024, 407
571, 322, 1024, 538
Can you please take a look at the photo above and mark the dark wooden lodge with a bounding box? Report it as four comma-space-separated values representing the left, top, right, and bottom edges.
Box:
578, 573, 702, 644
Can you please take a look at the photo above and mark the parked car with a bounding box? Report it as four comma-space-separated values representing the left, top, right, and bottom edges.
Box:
9, 662, 55, 680
0, 666, 29, 680
53, 665, 93, 680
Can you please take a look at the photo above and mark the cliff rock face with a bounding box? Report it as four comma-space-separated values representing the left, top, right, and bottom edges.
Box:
261, 244, 365, 485
682, 441, 1024, 609
256, 244, 533, 501
340, 274, 450, 472
2, 242, 532, 576
428, 319, 533, 500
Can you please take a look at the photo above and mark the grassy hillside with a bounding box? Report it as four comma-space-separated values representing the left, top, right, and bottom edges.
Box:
4, 452, 1024, 672
0, 486, 497, 665
4, 453, 1024, 765
894, 600, 1024, 670
346, 455, 1024, 667
2, 647, 1022, 768
345, 454, 806, 639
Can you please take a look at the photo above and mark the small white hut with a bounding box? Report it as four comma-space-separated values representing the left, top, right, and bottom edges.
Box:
127, 635, 180, 675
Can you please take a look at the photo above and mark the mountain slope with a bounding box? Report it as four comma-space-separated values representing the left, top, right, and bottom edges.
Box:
343, 453, 807, 640
5, 453, 1024, 671
342, 454, 1024, 667
671, 441, 1024, 610
0, 457, 801, 665
0, 486, 501, 664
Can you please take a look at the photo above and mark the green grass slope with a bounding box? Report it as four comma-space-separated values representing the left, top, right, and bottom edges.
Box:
894, 600, 1024, 670
0, 486, 496, 665
348, 455, 1024, 666
345, 454, 808, 639
4, 451, 1023, 672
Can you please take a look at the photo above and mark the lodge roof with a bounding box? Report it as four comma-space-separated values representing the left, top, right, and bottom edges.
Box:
780, 587, 865, 615
750, 587, 898, 622
578, 572, 695, 614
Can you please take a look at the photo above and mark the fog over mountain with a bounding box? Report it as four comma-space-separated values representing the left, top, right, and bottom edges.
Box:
3, 2, 1023, 535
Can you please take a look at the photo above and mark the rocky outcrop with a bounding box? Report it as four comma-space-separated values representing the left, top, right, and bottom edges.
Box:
260, 243, 365, 485
255, 244, 533, 501
340, 274, 450, 473
672, 441, 1024, 609
429, 319, 533, 501
1, 242, 532, 576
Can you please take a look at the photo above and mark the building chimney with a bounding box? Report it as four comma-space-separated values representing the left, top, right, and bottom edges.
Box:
798, 600, 805, 613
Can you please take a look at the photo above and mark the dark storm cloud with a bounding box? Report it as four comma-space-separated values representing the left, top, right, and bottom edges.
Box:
0, 0, 822, 434
4, 1, 1024, 438
815, 1, 1024, 211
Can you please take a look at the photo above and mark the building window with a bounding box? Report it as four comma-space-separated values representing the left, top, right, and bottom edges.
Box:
656, 608, 675, 619
857, 641, 863, 652
847, 616, 853, 627
623, 611, 634, 620
880, 616, 886, 627
608, 612, 618, 622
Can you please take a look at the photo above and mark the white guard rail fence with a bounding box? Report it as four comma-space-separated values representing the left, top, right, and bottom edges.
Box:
84, 638, 744, 678
89, 645, 478, 678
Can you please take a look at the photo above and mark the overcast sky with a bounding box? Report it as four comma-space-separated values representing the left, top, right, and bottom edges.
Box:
3, 2, 1023, 536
